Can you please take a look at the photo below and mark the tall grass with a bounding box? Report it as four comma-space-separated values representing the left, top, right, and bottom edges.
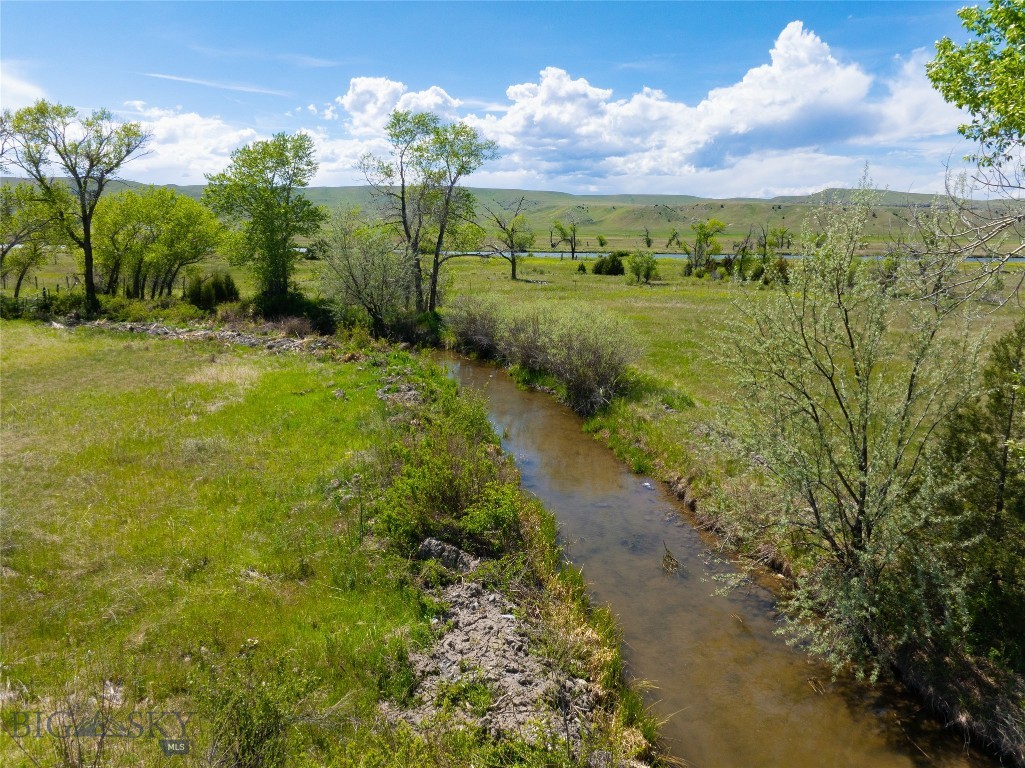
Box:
446, 295, 639, 414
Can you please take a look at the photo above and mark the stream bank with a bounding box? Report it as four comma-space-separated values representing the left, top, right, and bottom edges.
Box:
440, 350, 1002, 768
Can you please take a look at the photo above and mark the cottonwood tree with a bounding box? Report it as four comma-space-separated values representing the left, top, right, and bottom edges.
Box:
928, 0, 1024, 169
94, 187, 221, 298
482, 196, 535, 279
917, 0, 1025, 301
685, 218, 725, 272
4, 102, 150, 311
359, 111, 497, 314
1, 183, 53, 275
552, 219, 581, 260
0, 185, 62, 297
204, 132, 325, 304
722, 180, 989, 676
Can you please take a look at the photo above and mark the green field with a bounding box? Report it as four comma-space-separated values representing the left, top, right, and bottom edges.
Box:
0, 321, 656, 766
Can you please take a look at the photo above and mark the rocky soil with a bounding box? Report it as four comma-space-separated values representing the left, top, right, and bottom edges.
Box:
76, 320, 340, 354
383, 538, 602, 757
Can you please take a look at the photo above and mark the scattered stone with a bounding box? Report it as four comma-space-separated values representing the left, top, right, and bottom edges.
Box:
416, 538, 478, 573
376, 381, 422, 404
384, 579, 600, 754
79, 321, 339, 355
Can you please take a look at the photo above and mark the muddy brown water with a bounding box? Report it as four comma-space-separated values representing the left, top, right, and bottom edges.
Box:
439, 352, 994, 768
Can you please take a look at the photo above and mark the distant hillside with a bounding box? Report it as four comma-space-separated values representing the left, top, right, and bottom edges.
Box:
3, 177, 941, 251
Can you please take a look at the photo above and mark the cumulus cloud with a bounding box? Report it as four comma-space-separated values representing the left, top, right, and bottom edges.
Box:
122, 102, 260, 183
867, 49, 965, 143
334, 77, 461, 136
106, 20, 971, 195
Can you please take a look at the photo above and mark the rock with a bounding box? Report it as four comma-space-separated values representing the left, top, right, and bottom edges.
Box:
416, 538, 478, 572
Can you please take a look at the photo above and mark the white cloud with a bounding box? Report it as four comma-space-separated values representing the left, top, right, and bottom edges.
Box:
336, 77, 408, 135
122, 102, 260, 183
867, 49, 965, 143
0, 63, 46, 110
335, 76, 461, 136
103, 21, 971, 196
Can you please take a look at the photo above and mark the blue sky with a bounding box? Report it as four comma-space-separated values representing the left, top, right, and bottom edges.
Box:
1, 1, 976, 197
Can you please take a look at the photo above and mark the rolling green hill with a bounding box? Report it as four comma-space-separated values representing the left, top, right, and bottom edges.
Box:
2, 177, 943, 253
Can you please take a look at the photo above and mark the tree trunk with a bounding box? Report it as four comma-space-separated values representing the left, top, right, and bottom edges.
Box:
13, 265, 30, 298
82, 235, 98, 312
510, 256, 517, 280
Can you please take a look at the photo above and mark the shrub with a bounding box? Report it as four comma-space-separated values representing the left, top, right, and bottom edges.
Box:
750, 263, 765, 282
446, 295, 505, 359
627, 252, 659, 284
97, 294, 208, 323
592, 251, 626, 276
770, 256, 790, 285
577, 262, 587, 274
253, 291, 336, 334
444, 296, 638, 414
185, 272, 240, 310
501, 307, 553, 372
375, 388, 512, 552
216, 300, 256, 325
545, 304, 638, 413
459, 482, 521, 556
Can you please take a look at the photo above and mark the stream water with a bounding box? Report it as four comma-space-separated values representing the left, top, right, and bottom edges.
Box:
439, 352, 994, 768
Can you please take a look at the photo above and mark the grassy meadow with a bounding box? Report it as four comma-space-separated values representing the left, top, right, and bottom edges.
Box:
445, 252, 1024, 488
0, 320, 658, 766
1, 322, 423, 763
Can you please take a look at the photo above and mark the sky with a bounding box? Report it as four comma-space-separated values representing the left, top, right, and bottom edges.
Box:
0, 1, 978, 198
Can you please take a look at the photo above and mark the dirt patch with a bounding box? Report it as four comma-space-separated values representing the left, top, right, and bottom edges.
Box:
380, 539, 615, 758
384, 578, 599, 753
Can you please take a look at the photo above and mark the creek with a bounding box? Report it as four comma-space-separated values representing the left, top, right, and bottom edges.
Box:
439, 351, 994, 768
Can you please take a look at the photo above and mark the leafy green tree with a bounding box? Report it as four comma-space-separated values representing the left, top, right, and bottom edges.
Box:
1, 182, 53, 276
921, 0, 1024, 301
96, 187, 222, 298
627, 251, 658, 284
483, 196, 535, 280
552, 218, 581, 260
686, 218, 726, 272
0, 179, 68, 300
642, 227, 653, 249
722, 180, 988, 677
4, 101, 149, 311
204, 133, 325, 303
596, 234, 608, 249
939, 318, 1025, 668
0, 186, 62, 297
360, 111, 497, 314
927, 0, 1025, 166
729, 226, 755, 278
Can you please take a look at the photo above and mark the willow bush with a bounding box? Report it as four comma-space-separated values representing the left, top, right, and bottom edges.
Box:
445, 296, 638, 414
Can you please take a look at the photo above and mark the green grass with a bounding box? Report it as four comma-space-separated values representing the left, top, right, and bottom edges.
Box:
0, 319, 662, 766
446, 254, 1024, 489
1, 323, 430, 759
